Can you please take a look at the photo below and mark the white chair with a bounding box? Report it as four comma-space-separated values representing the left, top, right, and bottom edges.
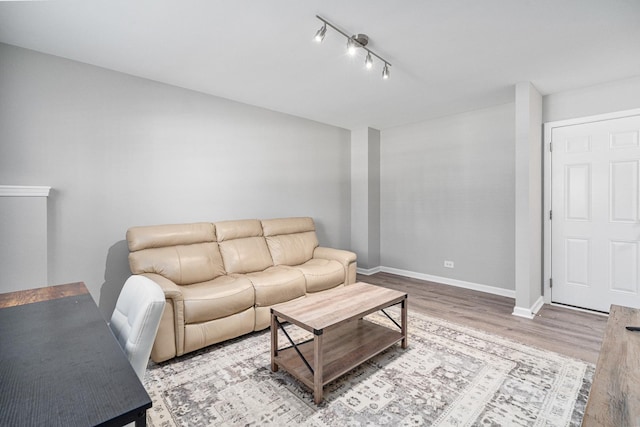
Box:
110, 275, 165, 381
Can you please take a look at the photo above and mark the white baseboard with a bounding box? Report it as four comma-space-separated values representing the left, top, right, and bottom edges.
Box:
531, 295, 544, 314
356, 266, 382, 275
512, 296, 544, 319
361, 266, 516, 299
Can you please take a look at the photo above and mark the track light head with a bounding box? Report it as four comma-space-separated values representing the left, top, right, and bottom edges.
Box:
382, 63, 390, 80
314, 24, 326, 43
365, 52, 373, 69
347, 37, 357, 55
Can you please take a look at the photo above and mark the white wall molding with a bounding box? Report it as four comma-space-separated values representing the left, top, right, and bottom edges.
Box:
512, 296, 544, 319
0, 185, 50, 292
0, 185, 51, 197
357, 266, 382, 276
361, 266, 516, 298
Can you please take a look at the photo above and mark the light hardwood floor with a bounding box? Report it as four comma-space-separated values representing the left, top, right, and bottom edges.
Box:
358, 272, 607, 365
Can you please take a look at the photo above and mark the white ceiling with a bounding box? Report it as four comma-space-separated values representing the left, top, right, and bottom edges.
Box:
1, 0, 639, 130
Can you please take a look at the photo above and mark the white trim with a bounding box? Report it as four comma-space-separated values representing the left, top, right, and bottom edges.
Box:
549, 302, 609, 317
531, 295, 544, 314
512, 296, 544, 319
0, 185, 51, 197
545, 108, 640, 129
376, 266, 516, 298
357, 266, 382, 275
512, 306, 535, 319
543, 118, 553, 305
543, 108, 640, 306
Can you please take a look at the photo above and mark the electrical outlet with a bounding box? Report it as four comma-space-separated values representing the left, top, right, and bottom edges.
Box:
444, 260, 454, 268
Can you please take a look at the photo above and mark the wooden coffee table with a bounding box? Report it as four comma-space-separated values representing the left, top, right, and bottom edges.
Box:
270, 282, 408, 404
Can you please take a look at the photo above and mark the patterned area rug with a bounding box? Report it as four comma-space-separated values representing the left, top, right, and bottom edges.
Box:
144, 309, 593, 426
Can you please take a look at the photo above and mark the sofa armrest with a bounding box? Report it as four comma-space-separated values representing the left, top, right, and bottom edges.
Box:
313, 247, 357, 285
139, 273, 186, 361
141, 273, 183, 301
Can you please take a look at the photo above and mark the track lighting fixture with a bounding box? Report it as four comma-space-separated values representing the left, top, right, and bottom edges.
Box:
313, 15, 392, 80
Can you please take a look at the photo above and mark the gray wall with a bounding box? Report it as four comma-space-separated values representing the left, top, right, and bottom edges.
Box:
3, 41, 639, 317
0, 43, 351, 317
380, 103, 516, 291
377, 75, 640, 296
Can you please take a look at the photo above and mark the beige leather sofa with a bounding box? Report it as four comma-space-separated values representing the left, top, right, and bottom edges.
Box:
126, 217, 357, 362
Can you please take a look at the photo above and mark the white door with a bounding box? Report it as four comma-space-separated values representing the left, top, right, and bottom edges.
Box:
551, 114, 640, 312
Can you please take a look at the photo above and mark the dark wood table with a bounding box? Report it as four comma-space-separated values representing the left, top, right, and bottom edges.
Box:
0, 282, 152, 426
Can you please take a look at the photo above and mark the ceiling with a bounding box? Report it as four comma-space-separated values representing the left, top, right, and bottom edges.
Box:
1, 1, 639, 130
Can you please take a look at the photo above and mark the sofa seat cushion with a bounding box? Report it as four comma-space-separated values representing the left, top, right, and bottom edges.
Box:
184, 307, 255, 355
293, 258, 345, 293
247, 267, 306, 307
181, 275, 255, 324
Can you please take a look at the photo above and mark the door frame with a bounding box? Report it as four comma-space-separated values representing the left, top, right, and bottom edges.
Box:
543, 108, 640, 305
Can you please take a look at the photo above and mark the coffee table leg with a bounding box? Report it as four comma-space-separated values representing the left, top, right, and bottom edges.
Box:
401, 297, 408, 349
313, 330, 323, 404
270, 310, 278, 372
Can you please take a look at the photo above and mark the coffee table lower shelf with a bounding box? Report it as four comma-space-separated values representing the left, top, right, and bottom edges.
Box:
272, 319, 403, 397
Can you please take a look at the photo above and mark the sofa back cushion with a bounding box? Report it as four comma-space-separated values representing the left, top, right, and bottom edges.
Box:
127, 222, 216, 251
262, 217, 319, 266
127, 223, 226, 285
215, 219, 273, 274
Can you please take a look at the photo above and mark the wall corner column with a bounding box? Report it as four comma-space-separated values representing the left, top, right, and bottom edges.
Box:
350, 128, 381, 272
514, 82, 544, 318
